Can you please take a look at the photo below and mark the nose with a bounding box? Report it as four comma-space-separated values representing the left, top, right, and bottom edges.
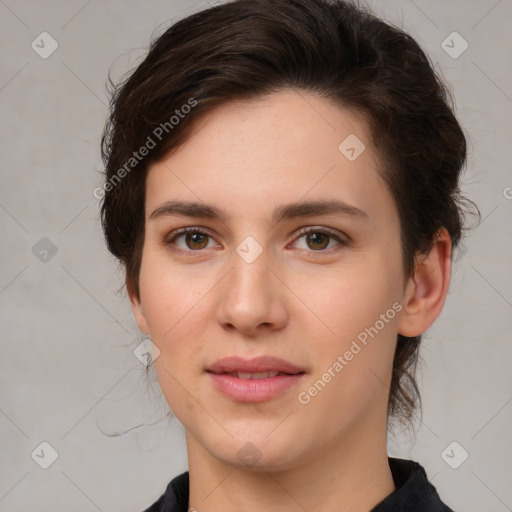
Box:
216, 246, 289, 336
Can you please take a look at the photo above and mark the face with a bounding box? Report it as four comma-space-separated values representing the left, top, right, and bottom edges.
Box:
131, 89, 410, 471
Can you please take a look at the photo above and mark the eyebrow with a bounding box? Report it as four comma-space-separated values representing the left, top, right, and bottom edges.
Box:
149, 199, 368, 225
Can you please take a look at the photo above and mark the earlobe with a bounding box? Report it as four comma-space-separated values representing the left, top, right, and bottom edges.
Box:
397, 228, 452, 338
129, 292, 150, 335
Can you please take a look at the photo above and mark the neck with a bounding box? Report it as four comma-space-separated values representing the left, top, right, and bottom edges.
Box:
186, 418, 395, 512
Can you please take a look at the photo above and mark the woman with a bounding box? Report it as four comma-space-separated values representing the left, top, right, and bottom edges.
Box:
100, 0, 476, 510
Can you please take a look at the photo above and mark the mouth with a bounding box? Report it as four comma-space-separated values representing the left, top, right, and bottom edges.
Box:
205, 356, 306, 402
206, 355, 306, 375
208, 370, 303, 379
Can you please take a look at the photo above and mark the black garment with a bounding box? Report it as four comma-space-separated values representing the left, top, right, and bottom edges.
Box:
143, 457, 454, 512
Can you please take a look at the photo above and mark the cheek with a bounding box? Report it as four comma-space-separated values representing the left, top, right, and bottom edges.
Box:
291, 257, 401, 410
138, 249, 206, 337
296, 257, 401, 347
140, 261, 209, 419
137, 257, 206, 392
295, 288, 398, 434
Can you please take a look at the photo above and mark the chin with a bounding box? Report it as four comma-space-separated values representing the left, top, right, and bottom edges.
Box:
206, 432, 302, 473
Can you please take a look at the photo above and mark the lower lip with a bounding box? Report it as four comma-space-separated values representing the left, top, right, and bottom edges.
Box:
207, 372, 305, 402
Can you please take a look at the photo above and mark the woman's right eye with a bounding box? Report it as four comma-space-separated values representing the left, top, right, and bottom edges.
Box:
164, 227, 219, 254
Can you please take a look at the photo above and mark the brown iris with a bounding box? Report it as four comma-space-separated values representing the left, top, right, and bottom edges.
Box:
185, 232, 209, 250
306, 232, 329, 250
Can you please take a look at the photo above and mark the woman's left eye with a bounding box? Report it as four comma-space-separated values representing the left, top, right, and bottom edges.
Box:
164, 226, 346, 255
292, 227, 346, 253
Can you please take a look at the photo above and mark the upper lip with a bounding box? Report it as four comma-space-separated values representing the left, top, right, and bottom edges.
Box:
206, 356, 305, 374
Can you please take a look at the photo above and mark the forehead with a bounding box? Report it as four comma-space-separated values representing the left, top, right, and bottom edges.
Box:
144, 89, 396, 228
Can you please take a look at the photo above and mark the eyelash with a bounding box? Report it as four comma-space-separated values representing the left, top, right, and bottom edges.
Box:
163, 226, 347, 257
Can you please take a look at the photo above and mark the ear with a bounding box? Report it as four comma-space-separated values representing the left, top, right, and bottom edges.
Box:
128, 287, 150, 335
397, 228, 452, 337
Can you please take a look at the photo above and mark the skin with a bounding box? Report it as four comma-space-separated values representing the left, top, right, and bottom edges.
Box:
130, 89, 452, 512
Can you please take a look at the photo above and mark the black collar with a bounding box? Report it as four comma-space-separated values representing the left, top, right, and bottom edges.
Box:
371, 458, 455, 511
143, 457, 455, 512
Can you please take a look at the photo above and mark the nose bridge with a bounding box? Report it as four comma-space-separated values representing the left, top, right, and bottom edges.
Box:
227, 228, 272, 284
216, 235, 288, 333
229, 238, 273, 303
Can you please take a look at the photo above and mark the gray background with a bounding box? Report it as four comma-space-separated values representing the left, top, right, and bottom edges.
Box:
0, 0, 511, 511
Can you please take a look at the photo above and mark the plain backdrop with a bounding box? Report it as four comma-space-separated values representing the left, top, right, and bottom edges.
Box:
1, 1, 511, 511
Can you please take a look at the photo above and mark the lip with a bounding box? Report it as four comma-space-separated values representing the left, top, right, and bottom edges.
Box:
206, 356, 306, 403
206, 356, 304, 374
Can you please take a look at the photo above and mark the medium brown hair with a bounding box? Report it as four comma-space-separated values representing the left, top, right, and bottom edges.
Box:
100, 0, 477, 426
